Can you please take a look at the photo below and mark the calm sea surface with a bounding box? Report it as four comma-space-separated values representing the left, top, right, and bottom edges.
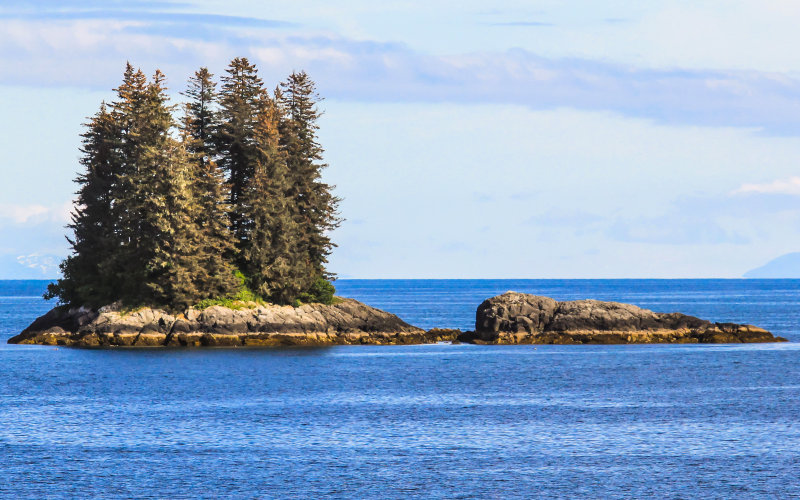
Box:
1, 279, 800, 498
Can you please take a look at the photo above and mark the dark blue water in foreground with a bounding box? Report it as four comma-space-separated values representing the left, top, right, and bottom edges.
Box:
2, 279, 800, 498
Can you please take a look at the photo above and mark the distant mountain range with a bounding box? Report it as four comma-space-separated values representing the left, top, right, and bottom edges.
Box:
0, 253, 60, 279
744, 252, 800, 278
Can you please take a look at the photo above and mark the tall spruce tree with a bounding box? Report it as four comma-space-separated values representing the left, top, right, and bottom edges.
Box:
278, 72, 341, 291
47, 63, 149, 307
182, 68, 217, 156
143, 133, 205, 308
241, 91, 306, 304
106, 67, 220, 309
214, 58, 267, 257
45, 103, 119, 307
181, 68, 240, 298
102, 64, 158, 303
136, 70, 231, 309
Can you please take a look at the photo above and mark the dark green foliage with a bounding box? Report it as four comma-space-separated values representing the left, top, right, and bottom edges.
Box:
194, 271, 265, 310
182, 67, 217, 154
214, 58, 267, 255
141, 137, 203, 308
298, 277, 336, 305
240, 91, 310, 304
111, 68, 178, 304
47, 60, 341, 310
45, 104, 118, 307
181, 68, 240, 300
278, 72, 342, 293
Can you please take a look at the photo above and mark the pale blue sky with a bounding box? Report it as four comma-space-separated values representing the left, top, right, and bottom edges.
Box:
2, 0, 800, 278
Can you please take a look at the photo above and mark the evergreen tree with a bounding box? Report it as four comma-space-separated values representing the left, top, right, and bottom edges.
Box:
182, 68, 217, 156
45, 104, 119, 307
214, 58, 267, 256
241, 92, 306, 303
181, 68, 240, 298
144, 137, 208, 309
106, 67, 221, 309
106, 67, 174, 304
136, 70, 234, 309
278, 72, 342, 293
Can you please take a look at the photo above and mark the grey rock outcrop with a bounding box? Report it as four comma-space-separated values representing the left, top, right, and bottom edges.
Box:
10, 292, 785, 347
8, 299, 430, 347
473, 291, 784, 344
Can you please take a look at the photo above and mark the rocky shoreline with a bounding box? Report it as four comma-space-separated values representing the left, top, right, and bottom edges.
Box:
8, 291, 786, 347
469, 292, 785, 344
8, 299, 440, 347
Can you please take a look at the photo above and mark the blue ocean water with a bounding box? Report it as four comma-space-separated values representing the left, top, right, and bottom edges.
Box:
1, 279, 800, 498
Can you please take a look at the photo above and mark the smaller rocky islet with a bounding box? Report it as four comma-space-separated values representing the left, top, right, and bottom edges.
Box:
8, 291, 786, 347
470, 291, 784, 344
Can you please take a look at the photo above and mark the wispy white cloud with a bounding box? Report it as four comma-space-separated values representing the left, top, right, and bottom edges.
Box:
0, 204, 72, 266
0, 10, 295, 28
731, 176, 800, 196
2, 8, 800, 134
0, 201, 73, 225
0, 204, 50, 224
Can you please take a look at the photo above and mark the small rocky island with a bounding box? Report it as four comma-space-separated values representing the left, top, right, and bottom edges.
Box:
470, 292, 785, 344
20, 64, 784, 348
8, 299, 433, 347
9, 291, 785, 347
18, 63, 787, 348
